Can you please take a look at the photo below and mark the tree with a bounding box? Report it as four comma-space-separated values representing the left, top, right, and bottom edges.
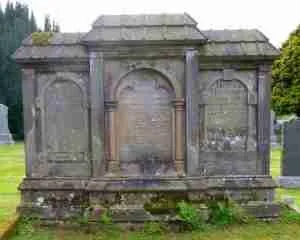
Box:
44, 14, 51, 31
43, 15, 60, 32
0, 1, 38, 139
272, 25, 300, 116
29, 12, 38, 32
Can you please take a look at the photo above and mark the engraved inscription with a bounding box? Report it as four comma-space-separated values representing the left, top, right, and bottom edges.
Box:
201, 79, 248, 152
44, 80, 87, 162
117, 70, 174, 175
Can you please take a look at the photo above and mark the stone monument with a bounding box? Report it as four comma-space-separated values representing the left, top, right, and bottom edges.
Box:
0, 104, 14, 144
278, 119, 300, 188
270, 111, 279, 147
14, 13, 280, 221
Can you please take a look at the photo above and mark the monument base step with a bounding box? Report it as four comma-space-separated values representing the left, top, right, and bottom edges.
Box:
0, 133, 14, 144
18, 176, 277, 221
277, 176, 300, 188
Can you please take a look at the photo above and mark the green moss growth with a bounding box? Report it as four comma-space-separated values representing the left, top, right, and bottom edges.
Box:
144, 194, 187, 214
31, 32, 53, 46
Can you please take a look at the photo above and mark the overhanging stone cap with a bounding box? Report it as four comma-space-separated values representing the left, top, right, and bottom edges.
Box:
13, 33, 88, 62
202, 29, 269, 42
22, 32, 86, 46
200, 29, 280, 58
92, 13, 197, 27
13, 45, 88, 62
83, 13, 207, 43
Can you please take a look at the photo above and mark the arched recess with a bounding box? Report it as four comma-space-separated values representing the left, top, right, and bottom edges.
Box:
39, 73, 89, 177
106, 68, 185, 176
110, 66, 182, 100
200, 77, 257, 152
197, 76, 257, 175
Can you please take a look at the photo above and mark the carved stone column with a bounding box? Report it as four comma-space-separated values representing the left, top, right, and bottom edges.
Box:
185, 49, 199, 175
257, 65, 272, 175
89, 51, 104, 177
22, 68, 36, 178
105, 100, 119, 174
173, 98, 185, 175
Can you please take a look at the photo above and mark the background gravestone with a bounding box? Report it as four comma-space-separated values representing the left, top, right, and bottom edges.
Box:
0, 104, 14, 144
278, 119, 300, 188
270, 111, 279, 148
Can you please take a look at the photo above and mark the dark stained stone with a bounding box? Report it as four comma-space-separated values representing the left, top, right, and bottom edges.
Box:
282, 119, 300, 176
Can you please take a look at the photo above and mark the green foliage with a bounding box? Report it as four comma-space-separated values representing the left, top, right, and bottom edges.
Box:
144, 195, 179, 214
143, 221, 165, 235
272, 24, 300, 116
0, 2, 38, 139
176, 201, 204, 230
208, 199, 252, 226
43, 14, 60, 32
31, 32, 53, 45
280, 206, 300, 223
99, 209, 112, 224
77, 207, 90, 225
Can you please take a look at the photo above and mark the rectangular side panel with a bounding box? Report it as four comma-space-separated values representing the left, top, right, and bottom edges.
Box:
192, 68, 259, 176
36, 72, 90, 177
90, 52, 105, 176
22, 68, 36, 177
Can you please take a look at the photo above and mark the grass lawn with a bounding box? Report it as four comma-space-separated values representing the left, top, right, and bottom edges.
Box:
1, 143, 300, 239
271, 148, 300, 205
8, 222, 300, 240
0, 143, 24, 232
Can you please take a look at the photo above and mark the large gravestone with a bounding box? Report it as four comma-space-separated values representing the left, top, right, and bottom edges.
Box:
0, 104, 14, 144
278, 119, 300, 188
14, 14, 280, 221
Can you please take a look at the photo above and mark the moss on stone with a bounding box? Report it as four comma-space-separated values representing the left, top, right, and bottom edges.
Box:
144, 194, 187, 214
31, 32, 53, 46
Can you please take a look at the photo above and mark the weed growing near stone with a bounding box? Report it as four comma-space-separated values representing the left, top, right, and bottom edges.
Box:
176, 200, 204, 230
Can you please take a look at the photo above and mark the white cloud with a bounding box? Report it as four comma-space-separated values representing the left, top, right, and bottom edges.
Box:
1, 0, 299, 46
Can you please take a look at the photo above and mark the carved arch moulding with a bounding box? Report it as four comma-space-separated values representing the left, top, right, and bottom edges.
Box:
36, 72, 89, 176
105, 67, 185, 176
199, 69, 257, 153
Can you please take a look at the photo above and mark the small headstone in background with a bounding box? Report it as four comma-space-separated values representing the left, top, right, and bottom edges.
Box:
278, 119, 300, 188
270, 110, 279, 148
0, 104, 14, 144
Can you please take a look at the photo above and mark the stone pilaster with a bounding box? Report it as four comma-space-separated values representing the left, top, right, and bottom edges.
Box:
257, 65, 271, 175
173, 99, 185, 175
89, 51, 105, 177
22, 68, 36, 178
105, 100, 119, 174
185, 49, 199, 175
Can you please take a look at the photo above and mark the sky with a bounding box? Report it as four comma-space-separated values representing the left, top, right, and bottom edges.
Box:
0, 0, 299, 47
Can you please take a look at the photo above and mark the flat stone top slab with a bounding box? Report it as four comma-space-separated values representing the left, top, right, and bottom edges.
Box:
92, 13, 197, 27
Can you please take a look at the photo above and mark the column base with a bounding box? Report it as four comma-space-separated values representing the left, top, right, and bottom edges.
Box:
106, 161, 120, 176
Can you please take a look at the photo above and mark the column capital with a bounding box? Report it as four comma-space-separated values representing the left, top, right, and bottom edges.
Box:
172, 98, 185, 110
105, 100, 118, 111
258, 64, 272, 73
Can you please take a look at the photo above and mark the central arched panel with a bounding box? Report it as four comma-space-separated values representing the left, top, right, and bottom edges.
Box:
116, 69, 175, 176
